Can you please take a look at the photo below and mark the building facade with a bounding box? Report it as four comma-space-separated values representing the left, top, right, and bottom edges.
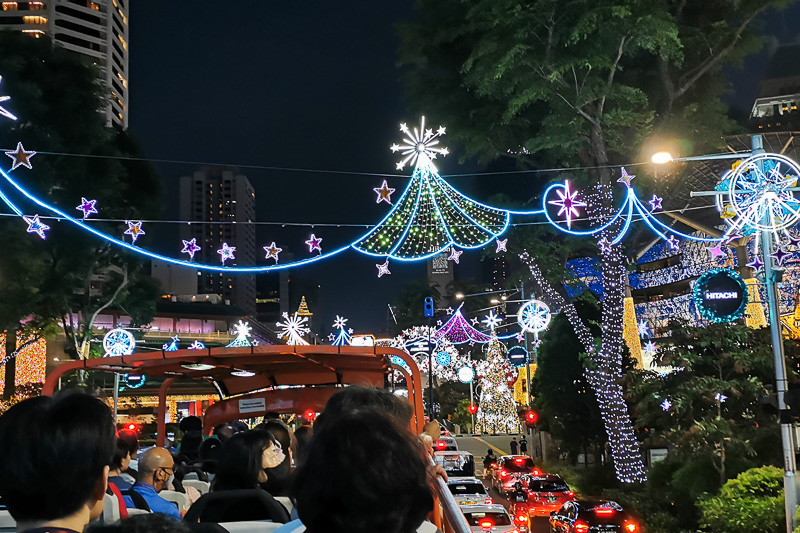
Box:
0, 0, 129, 127
179, 167, 257, 314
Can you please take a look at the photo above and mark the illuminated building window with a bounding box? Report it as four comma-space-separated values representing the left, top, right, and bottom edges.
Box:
88, 1, 100, 10
28, 1, 43, 9
1, 2, 17, 10
22, 29, 45, 37
23, 15, 46, 23
117, 33, 127, 50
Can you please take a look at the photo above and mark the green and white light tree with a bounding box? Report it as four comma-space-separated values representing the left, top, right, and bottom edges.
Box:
475, 337, 522, 434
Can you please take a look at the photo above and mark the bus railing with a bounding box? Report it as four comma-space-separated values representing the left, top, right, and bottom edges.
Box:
430, 457, 472, 533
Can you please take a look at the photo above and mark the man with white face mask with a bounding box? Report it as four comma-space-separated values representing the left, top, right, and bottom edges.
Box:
122, 447, 180, 519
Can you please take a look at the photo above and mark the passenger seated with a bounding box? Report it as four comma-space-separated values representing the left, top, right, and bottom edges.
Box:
0, 393, 115, 533
188, 429, 288, 523
109, 438, 134, 491
89, 512, 193, 532
276, 409, 435, 533
122, 448, 180, 519
255, 419, 295, 496
117, 429, 140, 483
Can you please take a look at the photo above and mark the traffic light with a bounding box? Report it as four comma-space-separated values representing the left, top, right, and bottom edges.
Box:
303, 409, 317, 422
524, 410, 537, 427
423, 297, 434, 318
468, 404, 478, 415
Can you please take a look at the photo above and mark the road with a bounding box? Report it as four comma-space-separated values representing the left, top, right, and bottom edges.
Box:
453, 435, 550, 533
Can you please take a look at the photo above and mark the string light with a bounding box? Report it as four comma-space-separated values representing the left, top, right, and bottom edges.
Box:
475, 336, 522, 434
226, 321, 253, 348
434, 305, 491, 344
0, 77, 17, 121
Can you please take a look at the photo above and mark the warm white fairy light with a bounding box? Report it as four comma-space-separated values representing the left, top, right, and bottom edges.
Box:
390, 116, 449, 172
277, 312, 310, 346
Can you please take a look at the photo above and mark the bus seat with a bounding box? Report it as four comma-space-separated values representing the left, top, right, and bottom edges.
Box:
127, 508, 151, 516
184, 480, 211, 495
102, 492, 121, 524
160, 490, 191, 512
0, 509, 14, 532
274, 496, 293, 514
219, 522, 283, 532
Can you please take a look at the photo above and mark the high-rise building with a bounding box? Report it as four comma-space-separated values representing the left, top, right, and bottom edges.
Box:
750, 44, 800, 132
0, 0, 130, 127
179, 167, 257, 314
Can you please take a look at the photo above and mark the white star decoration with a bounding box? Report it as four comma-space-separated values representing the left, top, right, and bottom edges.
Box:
448, 247, 463, 264
305, 234, 323, 253
391, 116, 449, 171
5, 142, 35, 171
482, 311, 502, 330
548, 180, 586, 229
23, 214, 49, 239
264, 242, 282, 262
373, 180, 395, 205
124, 221, 145, 243
495, 238, 508, 253
217, 242, 236, 264
376, 260, 391, 278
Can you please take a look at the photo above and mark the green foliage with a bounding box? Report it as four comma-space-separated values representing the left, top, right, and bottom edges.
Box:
698, 466, 785, 533
0, 33, 162, 358
390, 280, 440, 334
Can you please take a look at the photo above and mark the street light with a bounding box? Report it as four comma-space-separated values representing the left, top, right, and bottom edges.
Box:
455, 292, 464, 300
650, 151, 673, 164
651, 150, 749, 163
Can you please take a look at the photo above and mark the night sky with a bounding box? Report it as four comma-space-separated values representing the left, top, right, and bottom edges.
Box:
128, 1, 800, 334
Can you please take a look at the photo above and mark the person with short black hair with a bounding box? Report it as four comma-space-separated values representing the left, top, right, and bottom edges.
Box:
117, 429, 139, 483
293, 425, 312, 466
89, 513, 192, 533
278, 410, 434, 533
0, 393, 115, 533
315, 385, 413, 428
109, 438, 133, 490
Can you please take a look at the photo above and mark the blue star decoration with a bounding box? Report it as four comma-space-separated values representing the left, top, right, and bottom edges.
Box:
747, 255, 764, 270
667, 235, 680, 252
217, 242, 236, 264
5, 142, 35, 171
23, 214, 49, 239
75, 197, 98, 218
124, 221, 145, 243
648, 194, 662, 211
617, 167, 635, 187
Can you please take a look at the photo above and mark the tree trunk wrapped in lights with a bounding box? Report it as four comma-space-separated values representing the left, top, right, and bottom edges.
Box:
475, 336, 522, 434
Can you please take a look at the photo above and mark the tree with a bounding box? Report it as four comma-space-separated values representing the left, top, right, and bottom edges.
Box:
475, 337, 522, 434
0, 33, 162, 391
627, 321, 780, 487
533, 294, 608, 464
398, 0, 789, 482
698, 466, 785, 533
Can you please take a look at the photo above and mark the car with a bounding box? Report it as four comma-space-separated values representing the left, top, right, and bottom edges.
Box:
549, 500, 639, 533
434, 450, 476, 477
461, 503, 521, 533
446, 477, 493, 506
435, 436, 458, 451
494, 455, 540, 495
522, 474, 574, 517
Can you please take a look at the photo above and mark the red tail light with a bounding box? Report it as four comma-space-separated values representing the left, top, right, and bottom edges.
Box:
514, 457, 525, 463
595, 508, 616, 516
532, 468, 541, 476
500, 469, 509, 477
436, 441, 446, 449
485, 497, 493, 504
574, 521, 590, 533
624, 522, 638, 532
516, 514, 527, 523
479, 519, 493, 530
568, 491, 575, 498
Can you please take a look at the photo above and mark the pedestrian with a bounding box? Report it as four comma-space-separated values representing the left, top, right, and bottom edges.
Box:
520, 435, 528, 455
510, 437, 518, 455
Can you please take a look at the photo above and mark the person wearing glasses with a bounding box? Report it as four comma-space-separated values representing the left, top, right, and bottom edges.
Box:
122, 448, 180, 519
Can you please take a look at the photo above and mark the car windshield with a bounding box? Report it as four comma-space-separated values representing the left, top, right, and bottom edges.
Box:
528, 480, 569, 492
448, 483, 486, 495
504, 457, 534, 472
463, 512, 512, 526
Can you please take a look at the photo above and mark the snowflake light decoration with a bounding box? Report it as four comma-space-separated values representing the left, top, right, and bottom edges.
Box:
637, 321, 650, 338
482, 311, 502, 330
227, 320, 253, 348
517, 300, 551, 334
277, 312, 310, 346
103, 328, 135, 357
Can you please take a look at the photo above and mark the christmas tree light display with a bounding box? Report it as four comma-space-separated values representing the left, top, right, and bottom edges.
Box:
434, 305, 491, 344
162, 335, 179, 351
475, 337, 522, 434
331, 315, 352, 346
226, 321, 253, 348
297, 296, 313, 316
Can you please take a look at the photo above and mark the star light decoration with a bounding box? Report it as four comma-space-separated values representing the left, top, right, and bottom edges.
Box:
305, 234, 322, 253
376, 260, 391, 278
637, 321, 650, 338
707, 242, 726, 259
770, 246, 791, 266
217, 242, 236, 264
448, 247, 463, 264
373, 180, 395, 205
648, 194, 662, 211
276, 312, 310, 346
642, 341, 657, 358
390, 117, 449, 171
598, 238, 612, 254
660, 398, 672, 411
617, 167, 635, 187
23, 214, 49, 239
5, 142, 35, 171
181, 238, 201, 260
264, 242, 282, 262
667, 235, 680, 252
0, 77, 17, 121
715, 393, 727, 403
495, 238, 508, 253
76, 197, 98, 219
124, 221, 145, 243
547, 180, 586, 229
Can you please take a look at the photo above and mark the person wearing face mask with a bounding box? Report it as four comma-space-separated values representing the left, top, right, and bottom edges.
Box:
121, 448, 180, 519
197, 429, 289, 522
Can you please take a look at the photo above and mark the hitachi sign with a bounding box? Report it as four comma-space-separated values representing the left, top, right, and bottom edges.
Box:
705, 291, 738, 300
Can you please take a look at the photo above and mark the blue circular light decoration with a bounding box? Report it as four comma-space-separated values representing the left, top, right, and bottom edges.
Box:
692, 268, 748, 323
457, 365, 475, 384
435, 351, 451, 366
122, 374, 146, 389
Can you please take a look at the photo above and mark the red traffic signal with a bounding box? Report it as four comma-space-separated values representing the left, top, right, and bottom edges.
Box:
468, 404, 478, 415
303, 409, 317, 422
524, 410, 538, 427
